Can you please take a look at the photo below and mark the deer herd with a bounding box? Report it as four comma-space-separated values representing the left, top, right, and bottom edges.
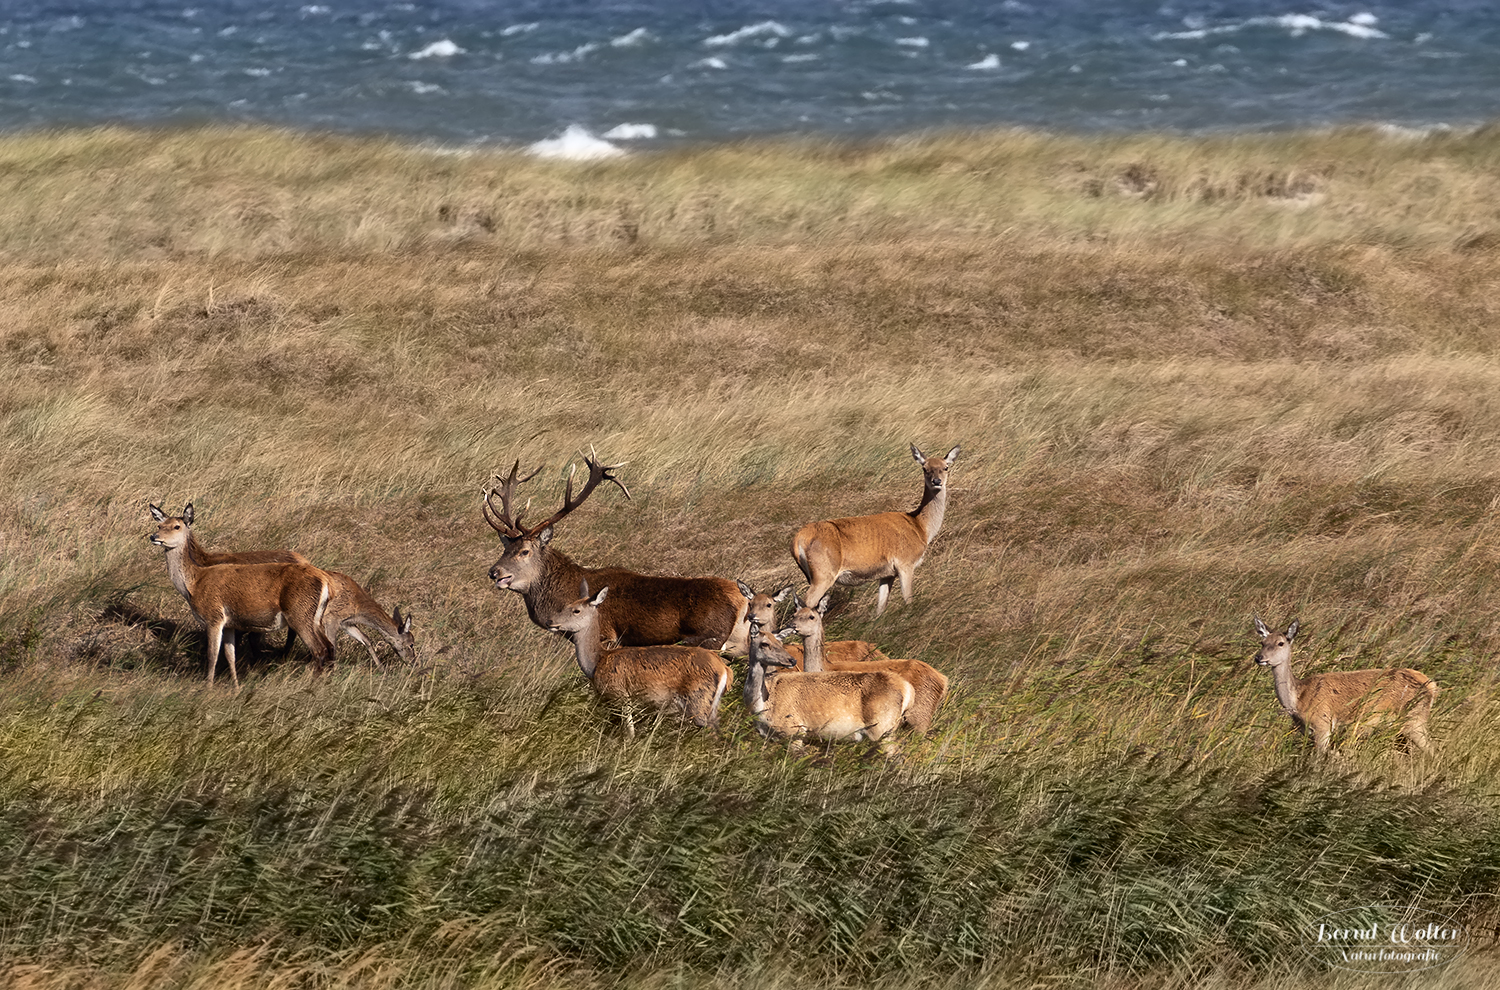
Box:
146, 442, 1442, 757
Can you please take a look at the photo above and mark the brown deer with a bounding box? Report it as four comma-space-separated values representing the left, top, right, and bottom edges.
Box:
792, 443, 961, 614
148, 504, 335, 687
148, 504, 414, 667
546, 582, 733, 731
742, 618, 912, 750
1252, 617, 1439, 754
736, 580, 889, 666
780, 593, 949, 736
319, 572, 416, 666
483, 454, 749, 653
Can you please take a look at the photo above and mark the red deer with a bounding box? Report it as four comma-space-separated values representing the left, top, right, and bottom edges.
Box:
483, 454, 749, 652
1253, 617, 1438, 754
148, 504, 334, 687
742, 618, 911, 751
780, 593, 948, 735
792, 443, 960, 614
546, 582, 733, 731
736, 580, 889, 665
319, 572, 416, 666
149, 504, 414, 666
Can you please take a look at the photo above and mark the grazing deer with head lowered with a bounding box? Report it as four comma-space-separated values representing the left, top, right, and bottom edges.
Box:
546, 582, 733, 731
483, 454, 749, 653
1252, 617, 1439, 754
742, 616, 912, 751
318, 572, 416, 667
792, 443, 961, 615
148, 503, 335, 688
779, 592, 949, 736
736, 580, 890, 666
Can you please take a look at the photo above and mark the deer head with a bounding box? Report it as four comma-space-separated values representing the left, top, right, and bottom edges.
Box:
483, 454, 630, 592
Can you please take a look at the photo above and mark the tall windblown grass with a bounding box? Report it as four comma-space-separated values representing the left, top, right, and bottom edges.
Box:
3, 125, 1500, 987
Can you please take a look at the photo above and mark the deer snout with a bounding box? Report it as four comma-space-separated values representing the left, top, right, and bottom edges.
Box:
489, 564, 512, 588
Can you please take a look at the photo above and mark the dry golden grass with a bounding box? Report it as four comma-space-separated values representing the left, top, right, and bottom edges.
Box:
5, 125, 1500, 988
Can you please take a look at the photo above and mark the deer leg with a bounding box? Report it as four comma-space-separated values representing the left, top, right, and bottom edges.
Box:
205, 621, 225, 686
897, 564, 915, 603
874, 578, 894, 616
345, 625, 382, 667
222, 629, 241, 690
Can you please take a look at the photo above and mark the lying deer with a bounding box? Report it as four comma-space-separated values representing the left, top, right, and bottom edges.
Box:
736, 581, 889, 665
780, 593, 949, 736
148, 503, 334, 687
742, 619, 911, 750
484, 454, 749, 652
1253, 617, 1439, 754
546, 582, 733, 731
792, 443, 960, 615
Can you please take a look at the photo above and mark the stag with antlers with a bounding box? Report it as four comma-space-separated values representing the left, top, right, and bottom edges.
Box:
482, 454, 750, 653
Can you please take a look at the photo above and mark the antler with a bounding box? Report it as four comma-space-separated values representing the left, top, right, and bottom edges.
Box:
482, 460, 542, 537
525, 454, 632, 535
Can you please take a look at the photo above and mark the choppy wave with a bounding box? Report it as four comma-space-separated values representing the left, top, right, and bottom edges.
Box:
0, 1, 1496, 145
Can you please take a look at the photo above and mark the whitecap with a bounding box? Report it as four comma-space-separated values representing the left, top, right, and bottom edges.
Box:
896, 37, 930, 48
782, 53, 819, 63
410, 39, 464, 59
529, 125, 625, 160
966, 53, 1000, 70
602, 122, 657, 140
705, 21, 790, 47
409, 81, 443, 95
691, 56, 728, 70
9, 74, 37, 84
612, 28, 653, 47
1011, 41, 1031, 51
244, 67, 272, 77
502, 23, 538, 36
532, 42, 601, 64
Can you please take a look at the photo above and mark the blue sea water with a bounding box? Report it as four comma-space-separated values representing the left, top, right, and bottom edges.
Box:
1, 1, 1497, 151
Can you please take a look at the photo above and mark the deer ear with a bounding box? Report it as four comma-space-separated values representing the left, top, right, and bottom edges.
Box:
1286, 620, 1299, 641
911, 443, 926, 464
945, 445, 961, 465
182, 503, 194, 525
537, 526, 554, 547
736, 580, 754, 601
791, 591, 805, 609
817, 596, 830, 615
591, 586, 609, 606
1252, 615, 1270, 638
149, 504, 166, 522
773, 585, 793, 603
579, 579, 590, 598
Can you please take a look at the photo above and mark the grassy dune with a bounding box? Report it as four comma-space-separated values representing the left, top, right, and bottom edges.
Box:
3, 125, 1500, 987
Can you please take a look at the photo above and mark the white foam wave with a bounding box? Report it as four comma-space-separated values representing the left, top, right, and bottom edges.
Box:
529, 125, 625, 160
502, 23, 538, 37
705, 21, 790, 47
967, 53, 1000, 70
691, 56, 728, 70
896, 37, 929, 48
532, 42, 602, 65
602, 123, 657, 140
1155, 13, 1388, 42
410, 39, 464, 59
612, 28, 653, 47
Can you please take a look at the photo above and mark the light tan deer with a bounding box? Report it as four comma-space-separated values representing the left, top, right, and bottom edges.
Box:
546, 582, 733, 731
1252, 617, 1439, 754
148, 503, 335, 687
736, 580, 890, 665
484, 454, 749, 652
742, 617, 912, 750
780, 593, 949, 736
319, 572, 416, 667
792, 443, 960, 615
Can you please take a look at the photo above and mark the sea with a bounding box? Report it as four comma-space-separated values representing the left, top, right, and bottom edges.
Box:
2, 1, 1498, 157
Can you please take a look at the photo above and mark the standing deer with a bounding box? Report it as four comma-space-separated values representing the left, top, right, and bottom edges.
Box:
736, 580, 889, 665
780, 593, 949, 735
1252, 617, 1439, 754
792, 443, 961, 614
483, 454, 749, 653
148, 504, 335, 688
150, 504, 414, 667
742, 616, 911, 750
546, 582, 733, 731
